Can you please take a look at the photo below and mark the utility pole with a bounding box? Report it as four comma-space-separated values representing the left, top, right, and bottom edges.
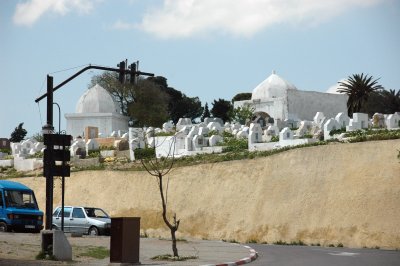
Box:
35, 61, 154, 231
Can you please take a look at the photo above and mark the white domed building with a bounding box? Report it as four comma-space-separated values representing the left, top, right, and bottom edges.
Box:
234, 72, 348, 123
65, 84, 129, 138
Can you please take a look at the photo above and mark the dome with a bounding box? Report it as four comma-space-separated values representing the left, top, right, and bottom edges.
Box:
251, 71, 297, 100
326, 79, 347, 94
76, 84, 121, 114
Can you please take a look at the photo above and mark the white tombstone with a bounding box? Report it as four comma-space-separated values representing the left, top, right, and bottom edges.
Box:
347, 113, 369, 131
386, 113, 400, 129
70, 139, 86, 157
236, 130, 249, 139
324, 118, 341, 140
192, 135, 206, 149
179, 126, 191, 135
121, 133, 129, 140
195, 127, 207, 137
209, 135, 222, 147
279, 127, 293, 140
207, 122, 222, 133
176, 118, 192, 131
185, 136, 193, 151
204, 117, 224, 127
86, 139, 99, 152
163, 121, 174, 133
313, 112, 325, 126
248, 123, 263, 144
231, 123, 241, 131
188, 126, 199, 138
34, 142, 45, 151
296, 121, 313, 137
110, 131, 118, 137
372, 113, 385, 128
335, 112, 350, 129
129, 128, 145, 141
146, 127, 155, 138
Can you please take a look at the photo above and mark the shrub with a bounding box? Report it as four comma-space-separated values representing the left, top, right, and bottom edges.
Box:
99, 145, 115, 150
270, 136, 279, 142
26, 151, 43, 159
134, 148, 156, 160
0, 148, 11, 154
88, 150, 100, 158
155, 132, 175, 137
221, 138, 248, 152
329, 127, 346, 136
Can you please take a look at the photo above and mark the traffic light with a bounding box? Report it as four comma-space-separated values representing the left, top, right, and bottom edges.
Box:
117, 61, 126, 84
129, 63, 136, 84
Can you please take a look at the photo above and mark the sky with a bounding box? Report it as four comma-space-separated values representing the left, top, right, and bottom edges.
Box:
0, 0, 399, 138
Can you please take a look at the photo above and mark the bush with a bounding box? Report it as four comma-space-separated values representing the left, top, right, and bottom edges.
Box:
88, 150, 100, 158
271, 136, 279, 142
26, 151, 43, 159
0, 148, 11, 154
134, 148, 156, 160
329, 127, 346, 136
221, 138, 248, 152
100, 145, 115, 150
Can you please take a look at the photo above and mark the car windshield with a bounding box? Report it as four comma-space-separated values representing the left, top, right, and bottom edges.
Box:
84, 207, 109, 218
4, 189, 38, 209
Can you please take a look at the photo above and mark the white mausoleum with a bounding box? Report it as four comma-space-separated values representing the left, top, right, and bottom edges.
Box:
234, 72, 348, 122
65, 84, 129, 138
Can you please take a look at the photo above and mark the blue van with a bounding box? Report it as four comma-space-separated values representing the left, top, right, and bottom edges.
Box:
0, 180, 44, 233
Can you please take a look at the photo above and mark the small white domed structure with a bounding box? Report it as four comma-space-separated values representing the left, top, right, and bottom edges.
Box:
326, 79, 347, 94
234, 71, 348, 123
76, 84, 121, 113
65, 84, 129, 138
252, 72, 297, 100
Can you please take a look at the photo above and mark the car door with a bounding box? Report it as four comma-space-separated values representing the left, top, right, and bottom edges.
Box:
59, 207, 72, 232
70, 207, 88, 234
52, 207, 61, 229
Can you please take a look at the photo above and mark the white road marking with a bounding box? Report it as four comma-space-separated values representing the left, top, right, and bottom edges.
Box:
329, 252, 360, 257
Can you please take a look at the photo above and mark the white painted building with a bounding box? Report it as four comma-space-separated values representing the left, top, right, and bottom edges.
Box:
65, 84, 129, 138
234, 72, 348, 123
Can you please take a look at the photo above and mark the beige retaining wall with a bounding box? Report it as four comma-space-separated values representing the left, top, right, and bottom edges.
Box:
17, 139, 400, 249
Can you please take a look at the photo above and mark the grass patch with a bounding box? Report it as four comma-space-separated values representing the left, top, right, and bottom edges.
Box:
151, 254, 198, 261
78, 246, 109, 259
222, 239, 239, 243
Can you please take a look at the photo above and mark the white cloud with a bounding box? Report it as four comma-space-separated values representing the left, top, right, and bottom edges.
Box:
13, 0, 96, 26
109, 20, 136, 31
137, 0, 385, 38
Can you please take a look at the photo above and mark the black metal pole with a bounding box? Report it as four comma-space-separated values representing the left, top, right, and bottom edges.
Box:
44, 75, 54, 230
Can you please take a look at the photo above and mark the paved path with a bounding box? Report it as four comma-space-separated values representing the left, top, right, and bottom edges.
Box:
247, 244, 400, 266
0, 232, 256, 265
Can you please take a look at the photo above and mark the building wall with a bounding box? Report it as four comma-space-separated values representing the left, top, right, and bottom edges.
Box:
234, 97, 288, 121
287, 90, 348, 121
65, 113, 129, 138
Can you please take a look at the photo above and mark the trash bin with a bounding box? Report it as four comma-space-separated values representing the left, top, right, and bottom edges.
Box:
110, 217, 140, 264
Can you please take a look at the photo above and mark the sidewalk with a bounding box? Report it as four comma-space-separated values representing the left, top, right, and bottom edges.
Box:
0, 233, 258, 266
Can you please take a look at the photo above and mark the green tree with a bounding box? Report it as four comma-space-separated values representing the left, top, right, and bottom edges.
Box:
128, 79, 169, 127
338, 73, 383, 116
381, 89, 400, 114
232, 93, 252, 102
148, 76, 203, 124
201, 103, 211, 122
211, 98, 233, 123
10, 123, 27, 142
232, 105, 255, 124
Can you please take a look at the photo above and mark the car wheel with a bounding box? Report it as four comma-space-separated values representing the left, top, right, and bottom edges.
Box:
0, 222, 9, 232
88, 226, 99, 236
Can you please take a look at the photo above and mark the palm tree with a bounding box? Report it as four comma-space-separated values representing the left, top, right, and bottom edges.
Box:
338, 73, 383, 116
381, 89, 400, 114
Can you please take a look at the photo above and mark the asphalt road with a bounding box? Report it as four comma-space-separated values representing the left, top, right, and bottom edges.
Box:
249, 244, 400, 266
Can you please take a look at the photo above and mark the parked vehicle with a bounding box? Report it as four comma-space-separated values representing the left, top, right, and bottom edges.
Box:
0, 180, 44, 233
52, 206, 111, 236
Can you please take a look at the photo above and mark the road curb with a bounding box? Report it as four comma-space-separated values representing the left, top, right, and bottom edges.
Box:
201, 244, 258, 266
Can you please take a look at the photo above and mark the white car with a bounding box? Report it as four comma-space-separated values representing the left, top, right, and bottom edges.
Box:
52, 206, 111, 235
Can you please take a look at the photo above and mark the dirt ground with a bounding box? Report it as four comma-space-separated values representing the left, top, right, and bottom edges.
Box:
0, 231, 109, 264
